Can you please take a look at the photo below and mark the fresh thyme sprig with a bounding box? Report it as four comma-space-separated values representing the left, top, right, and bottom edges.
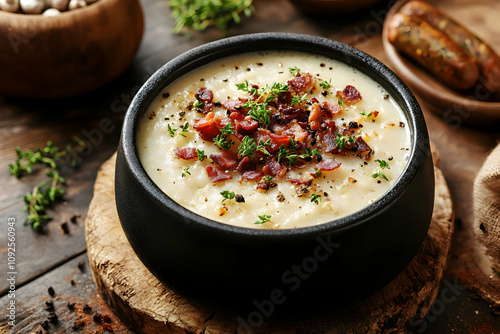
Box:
276, 143, 318, 166
335, 133, 355, 150
246, 101, 271, 127
257, 139, 272, 155
9, 139, 86, 231
168, 124, 178, 137
360, 110, 372, 117
312, 168, 322, 178
375, 159, 390, 169
181, 167, 191, 177
261, 82, 289, 102
168, 123, 189, 137
236, 80, 257, 95
238, 136, 271, 157
237, 80, 290, 127
300, 147, 320, 158
310, 193, 322, 204
371, 159, 390, 181
220, 190, 236, 203
319, 79, 331, 89
289, 66, 301, 76
197, 149, 206, 161
180, 122, 189, 137
238, 136, 257, 157
255, 214, 272, 225
371, 171, 388, 181
291, 93, 308, 106
169, 0, 254, 34
214, 123, 235, 150
276, 145, 289, 164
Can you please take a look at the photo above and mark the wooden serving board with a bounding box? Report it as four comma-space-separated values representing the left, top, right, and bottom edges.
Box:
85, 148, 454, 334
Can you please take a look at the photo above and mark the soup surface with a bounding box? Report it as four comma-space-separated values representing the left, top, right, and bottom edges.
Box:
137, 51, 412, 229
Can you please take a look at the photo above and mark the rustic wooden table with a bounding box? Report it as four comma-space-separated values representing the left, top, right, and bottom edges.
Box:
1, 0, 499, 333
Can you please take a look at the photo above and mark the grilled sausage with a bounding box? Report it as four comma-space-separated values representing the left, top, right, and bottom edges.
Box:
400, 0, 500, 94
387, 13, 479, 91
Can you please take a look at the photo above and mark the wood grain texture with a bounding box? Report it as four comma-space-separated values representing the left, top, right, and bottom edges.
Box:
86, 152, 454, 333
0, 254, 132, 334
0, 0, 144, 98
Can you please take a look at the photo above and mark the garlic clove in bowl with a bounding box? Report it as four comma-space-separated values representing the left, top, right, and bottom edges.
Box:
19, 0, 45, 14
0, 0, 20, 12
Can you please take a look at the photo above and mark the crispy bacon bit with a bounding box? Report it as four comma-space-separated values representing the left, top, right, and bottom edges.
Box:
237, 156, 257, 174
196, 87, 213, 103
262, 158, 286, 178
277, 105, 307, 123
222, 99, 243, 112
308, 103, 322, 131
237, 116, 259, 133
174, 147, 198, 160
210, 150, 238, 170
219, 116, 233, 129
193, 112, 220, 141
356, 137, 372, 157
290, 162, 307, 170
256, 182, 270, 190
317, 158, 341, 171
242, 170, 263, 181
255, 129, 289, 152
309, 102, 341, 132
269, 133, 291, 151
287, 177, 313, 186
226, 112, 258, 134
321, 101, 342, 117
318, 125, 340, 154
195, 88, 214, 113
288, 73, 315, 94
206, 166, 232, 183
229, 111, 244, 121
337, 85, 362, 104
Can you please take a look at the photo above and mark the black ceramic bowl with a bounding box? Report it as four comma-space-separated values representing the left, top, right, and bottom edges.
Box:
115, 33, 434, 312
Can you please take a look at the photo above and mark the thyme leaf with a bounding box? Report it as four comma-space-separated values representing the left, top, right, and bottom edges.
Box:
220, 190, 236, 203
9, 139, 86, 231
255, 214, 272, 224
310, 193, 322, 204
169, 0, 254, 34
319, 79, 331, 89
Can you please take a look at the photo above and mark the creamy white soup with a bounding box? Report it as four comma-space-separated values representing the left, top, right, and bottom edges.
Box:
137, 51, 411, 229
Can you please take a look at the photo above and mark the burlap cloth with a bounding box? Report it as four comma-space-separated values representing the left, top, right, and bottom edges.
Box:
474, 144, 500, 263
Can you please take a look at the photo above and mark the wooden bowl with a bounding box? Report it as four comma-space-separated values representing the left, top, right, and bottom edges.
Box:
288, 0, 382, 13
0, 0, 144, 99
382, 0, 500, 126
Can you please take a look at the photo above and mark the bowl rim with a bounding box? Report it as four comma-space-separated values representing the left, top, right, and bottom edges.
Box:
121, 32, 429, 240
